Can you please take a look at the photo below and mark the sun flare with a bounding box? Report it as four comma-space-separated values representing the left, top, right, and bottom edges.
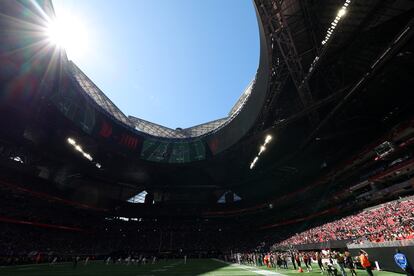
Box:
45, 14, 88, 59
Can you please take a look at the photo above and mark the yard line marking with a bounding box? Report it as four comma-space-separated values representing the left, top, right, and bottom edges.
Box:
251, 269, 280, 275
212, 258, 285, 276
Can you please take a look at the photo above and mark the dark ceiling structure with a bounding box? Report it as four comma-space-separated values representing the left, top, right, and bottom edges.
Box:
0, 0, 414, 241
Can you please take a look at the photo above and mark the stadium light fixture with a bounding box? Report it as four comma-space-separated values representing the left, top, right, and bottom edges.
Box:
66, 137, 100, 167
337, 7, 347, 18
250, 134, 274, 169
83, 153, 93, 161
250, 157, 259, 170
259, 145, 266, 156
10, 156, 24, 164
320, 0, 352, 46
67, 137, 76, 145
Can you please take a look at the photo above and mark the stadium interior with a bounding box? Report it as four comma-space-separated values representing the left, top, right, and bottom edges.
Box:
0, 0, 414, 275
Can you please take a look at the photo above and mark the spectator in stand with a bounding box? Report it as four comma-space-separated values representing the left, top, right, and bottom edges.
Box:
275, 198, 414, 247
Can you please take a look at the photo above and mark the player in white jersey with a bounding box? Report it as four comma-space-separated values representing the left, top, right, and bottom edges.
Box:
84, 256, 90, 266
105, 256, 111, 265
50, 256, 58, 265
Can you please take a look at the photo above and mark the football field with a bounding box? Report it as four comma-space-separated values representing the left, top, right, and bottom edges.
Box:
0, 259, 403, 276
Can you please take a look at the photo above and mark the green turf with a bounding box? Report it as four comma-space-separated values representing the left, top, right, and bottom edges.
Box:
0, 259, 259, 276
257, 265, 402, 276
0, 259, 404, 276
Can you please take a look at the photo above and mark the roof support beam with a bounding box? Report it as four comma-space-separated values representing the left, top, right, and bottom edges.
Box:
301, 0, 390, 97
260, 0, 319, 125
253, 0, 291, 131
300, 17, 414, 150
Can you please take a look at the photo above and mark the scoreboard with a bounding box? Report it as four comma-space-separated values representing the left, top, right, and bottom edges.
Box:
140, 139, 206, 163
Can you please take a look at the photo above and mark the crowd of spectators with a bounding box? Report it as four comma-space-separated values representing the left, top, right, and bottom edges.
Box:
277, 198, 414, 246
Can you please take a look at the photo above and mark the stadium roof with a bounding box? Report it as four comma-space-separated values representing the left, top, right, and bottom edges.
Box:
71, 60, 255, 139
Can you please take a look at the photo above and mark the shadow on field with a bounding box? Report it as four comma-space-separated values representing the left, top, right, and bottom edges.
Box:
0, 258, 237, 276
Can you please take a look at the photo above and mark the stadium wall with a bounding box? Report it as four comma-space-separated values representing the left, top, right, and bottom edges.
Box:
288, 239, 353, 251
348, 240, 414, 273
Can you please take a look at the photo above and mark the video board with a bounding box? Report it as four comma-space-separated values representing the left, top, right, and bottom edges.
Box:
140, 139, 206, 163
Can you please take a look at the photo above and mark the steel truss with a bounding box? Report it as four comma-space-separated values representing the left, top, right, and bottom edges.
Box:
259, 0, 319, 126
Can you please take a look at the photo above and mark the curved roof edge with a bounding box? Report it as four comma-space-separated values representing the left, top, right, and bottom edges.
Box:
68, 1, 272, 156
71, 59, 255, 139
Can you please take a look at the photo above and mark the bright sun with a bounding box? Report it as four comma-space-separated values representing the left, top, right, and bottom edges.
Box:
46, 14, 89, 59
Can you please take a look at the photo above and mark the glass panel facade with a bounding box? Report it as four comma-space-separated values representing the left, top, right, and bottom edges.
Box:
70, 62, 254, 139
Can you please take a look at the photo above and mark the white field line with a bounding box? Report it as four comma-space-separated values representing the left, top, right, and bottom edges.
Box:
211, 258, 286, 276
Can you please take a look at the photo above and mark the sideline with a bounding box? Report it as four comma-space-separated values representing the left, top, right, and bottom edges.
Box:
0, 262, 71, 268
212, 258, 286, 276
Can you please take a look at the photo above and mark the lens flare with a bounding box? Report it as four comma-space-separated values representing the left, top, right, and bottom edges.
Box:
45, 14, 89, 59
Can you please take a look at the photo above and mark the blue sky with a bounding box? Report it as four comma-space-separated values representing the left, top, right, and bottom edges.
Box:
52, 0, 259, 128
